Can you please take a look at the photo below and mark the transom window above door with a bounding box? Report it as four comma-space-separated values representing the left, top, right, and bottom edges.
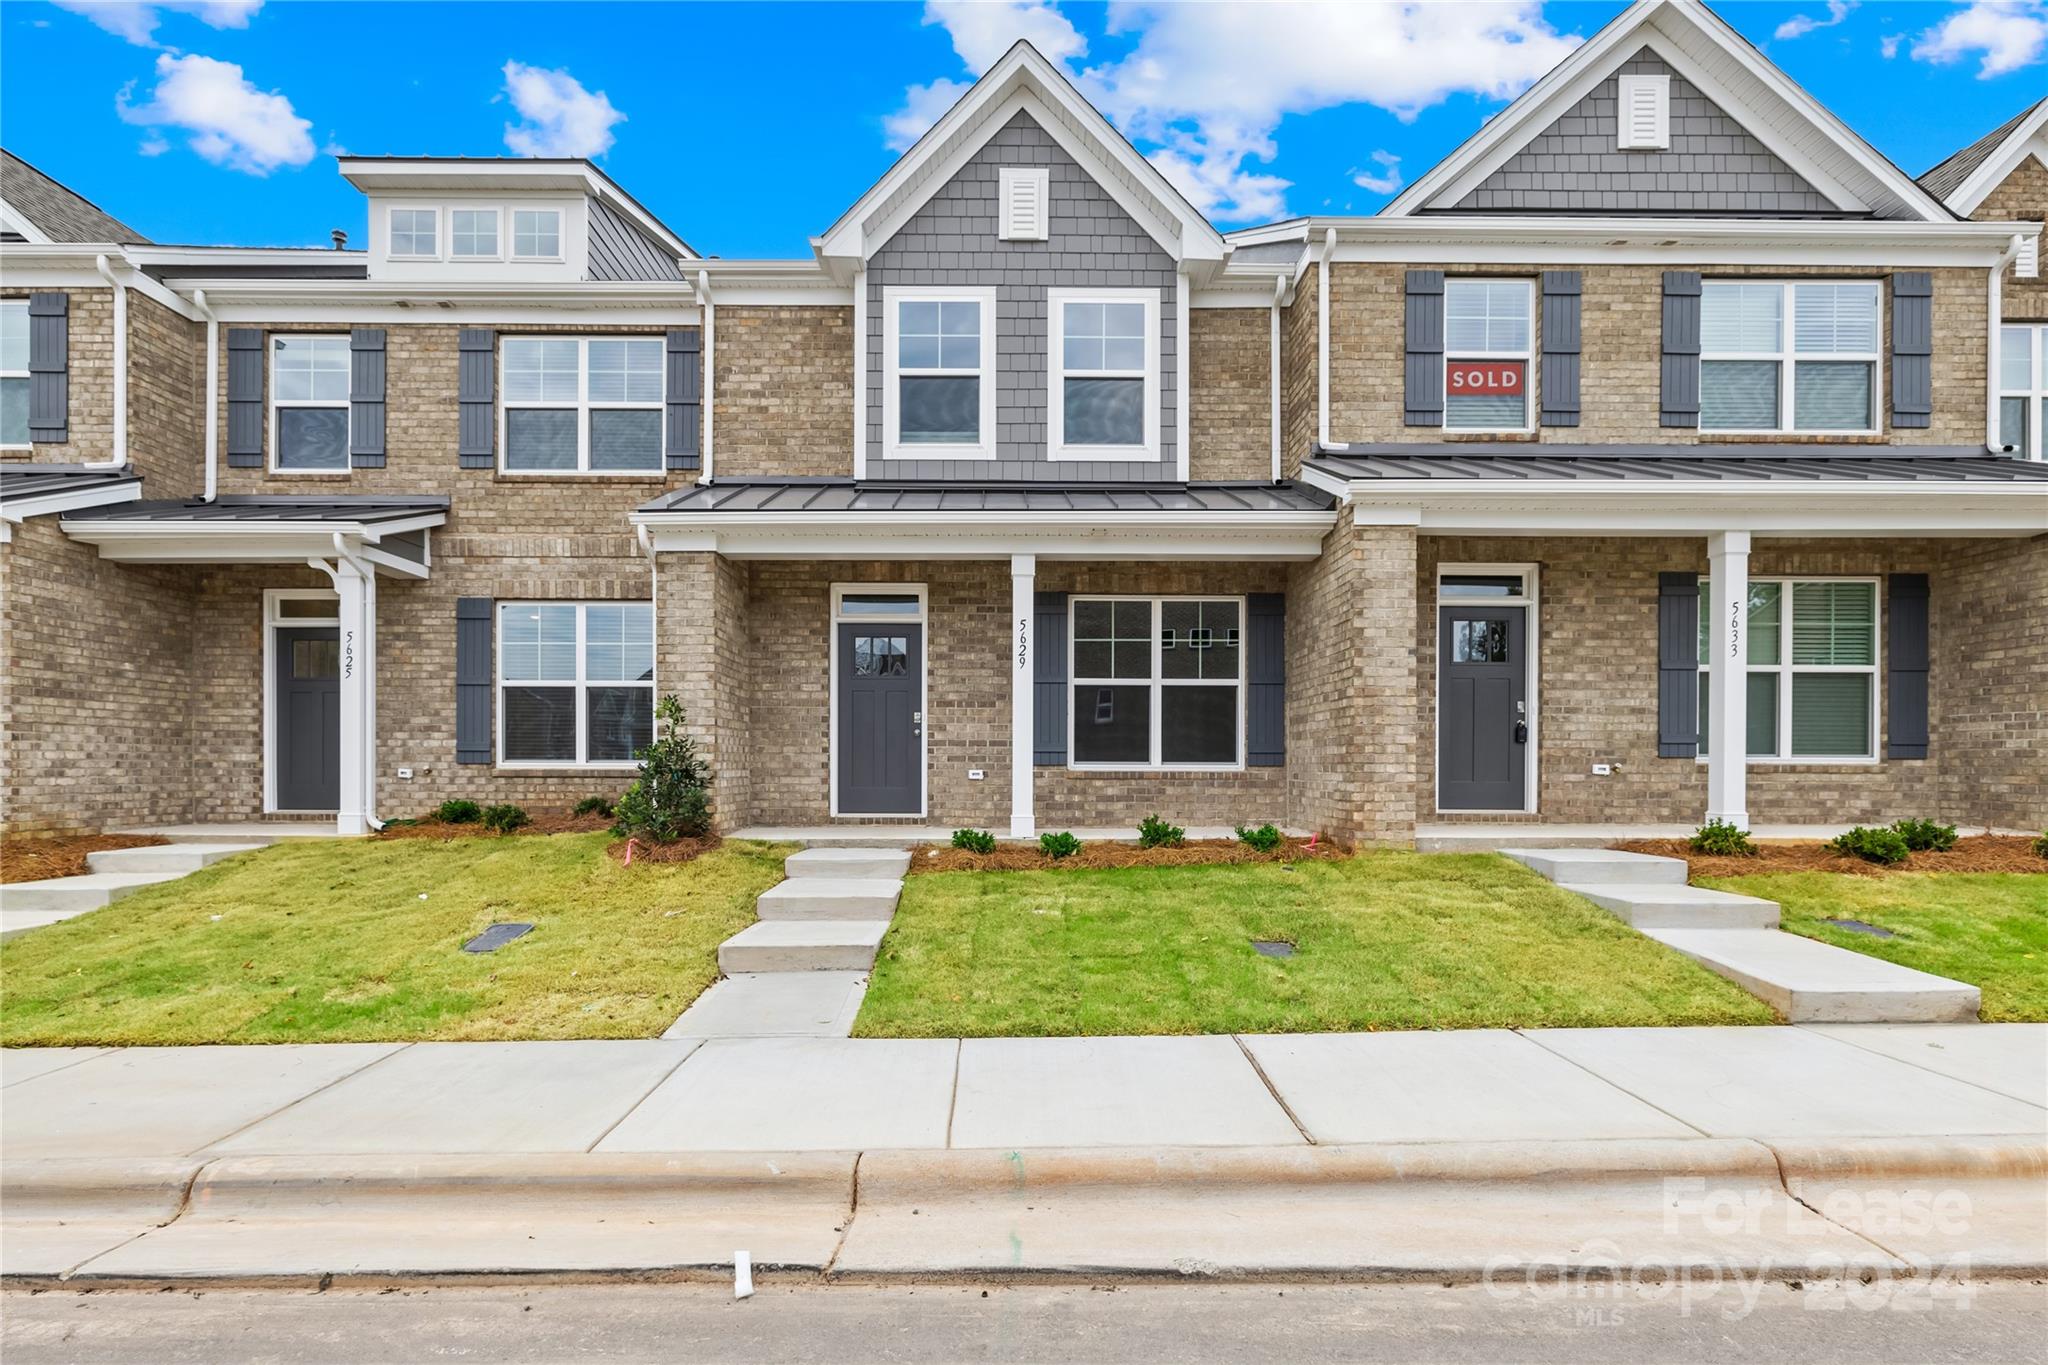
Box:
271, 335, 351, 472
501, 337, 665, 474
1999, 324, 2046, 461
1443, 279, 1533, 432
1050, 289, 1158, 458
1699, 281, 1879, 434
883, 288, 995, 459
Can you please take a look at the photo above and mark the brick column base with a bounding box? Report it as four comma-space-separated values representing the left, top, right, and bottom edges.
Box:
653, 550, 752, 832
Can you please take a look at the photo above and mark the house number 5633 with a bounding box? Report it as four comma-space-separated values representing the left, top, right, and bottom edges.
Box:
1728, 599, 1742, 658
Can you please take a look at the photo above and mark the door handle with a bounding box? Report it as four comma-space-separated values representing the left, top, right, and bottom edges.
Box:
1514, 721, 1528, 745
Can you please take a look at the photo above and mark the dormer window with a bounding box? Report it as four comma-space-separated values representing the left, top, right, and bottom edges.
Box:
450, 208, 500, 259
513, 209, 562, 261
388, 207, 438, 259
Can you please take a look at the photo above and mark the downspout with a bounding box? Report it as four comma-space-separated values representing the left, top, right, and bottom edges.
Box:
697, 268, 716, 484
1270, 274, 1285, 482
1316, 227, 1335, 449
89, 254, 128, 470
1988, 232, 2025, 454
192, 289, 219, 501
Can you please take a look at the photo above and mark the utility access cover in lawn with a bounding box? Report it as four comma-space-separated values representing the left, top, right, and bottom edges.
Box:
462, 923, 535, 953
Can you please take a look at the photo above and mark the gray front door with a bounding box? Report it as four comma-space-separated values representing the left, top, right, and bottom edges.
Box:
275, 626, 340, 811
1437, 606, 1527, 811
836, 622, 923, 815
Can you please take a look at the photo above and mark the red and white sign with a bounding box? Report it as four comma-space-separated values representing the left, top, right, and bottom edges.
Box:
1447, 360, 1525, 395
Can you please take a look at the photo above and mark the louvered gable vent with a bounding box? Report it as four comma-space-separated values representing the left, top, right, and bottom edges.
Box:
1616, 73, 1670, 150
999, 167, 1049, 242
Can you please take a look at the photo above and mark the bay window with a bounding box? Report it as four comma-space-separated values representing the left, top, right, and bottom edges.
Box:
1700, 281, 1879, 433
0, 299, 26, 448
497, 602, 653, 766
1443, 279, 1532, 431
1049, 288, 1158, 458
1999, 324, 2046, 460
501, 336, 665, 474
884, 289, 995, 459
1071, 597, 1242, 768
1698, 578, 1877, 762
270, 334, 351, 472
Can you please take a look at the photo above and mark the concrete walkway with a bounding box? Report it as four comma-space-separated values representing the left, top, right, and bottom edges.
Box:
1, 838, 274, 940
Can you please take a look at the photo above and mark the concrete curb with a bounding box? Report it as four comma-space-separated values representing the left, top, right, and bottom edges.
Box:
1, 1158, 205, 1277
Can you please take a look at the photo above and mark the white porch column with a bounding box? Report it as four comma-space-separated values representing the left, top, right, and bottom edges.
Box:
1009, 553, 1036, 839
1704, 530, 1751, 831
334, 556, 372, 837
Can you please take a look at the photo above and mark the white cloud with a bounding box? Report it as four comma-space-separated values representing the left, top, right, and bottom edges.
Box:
884, 77, 974, 152
1908, 0, 2048, 77
1774, 0, 1855, 42
137, 133, 170, 156
923, 0, 1085, 69
116, 52, 313, 175
1351, 149, 1402, 196
52, 0, 262, 49
501, 60, 625, 158
1880, 32, 1905, 58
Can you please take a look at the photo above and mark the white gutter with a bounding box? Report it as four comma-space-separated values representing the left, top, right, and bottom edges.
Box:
192, 289, 219, 501
89, 255, 127, 470
697, 268, 716, 484
1316, 227, 1335, 448
1989, 233, 2025, 455
1270, 274, 1284, 482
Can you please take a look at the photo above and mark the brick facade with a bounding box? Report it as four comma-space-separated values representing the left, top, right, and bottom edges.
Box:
1188, 306, 1272, 482
1975, 154, 2048, 322
1, 287, 114, 467
715, 305, 855, 477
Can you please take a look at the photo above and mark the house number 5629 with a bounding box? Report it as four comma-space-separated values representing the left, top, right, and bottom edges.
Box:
1016, 617, 1029, 672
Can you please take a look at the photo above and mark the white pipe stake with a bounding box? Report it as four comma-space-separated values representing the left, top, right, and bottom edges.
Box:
733, 1250, 754, 1300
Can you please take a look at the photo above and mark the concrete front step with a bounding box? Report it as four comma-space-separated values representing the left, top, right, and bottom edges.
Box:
757, 877, 903, 922
719, 920, 890, 974
784, 848, 911, 881
86, 843, 258, 876
1563, 882, 1781, 930
1504, 848, 1689, 886
1643, 928, 1982, 1024
664, 972, 871, 1038
1, 871, 181, 914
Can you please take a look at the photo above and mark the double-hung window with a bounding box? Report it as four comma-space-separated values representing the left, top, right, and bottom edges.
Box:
388, 207, 438, 259
1444, 279, 1533, 431
1700, 281, 1879, 433
497, 602, 654, 766
883, 288, 995, 459
270, 335, 351, 472
501, 337, 665, 474
1049, 288, 1158, 458
450, 208, 499, 259
1697, 578, 1878, 762
1070, 597, 1243, 769
1999, 324, 2046, 460
512, 209, 562, 261
0, 299, 27, 448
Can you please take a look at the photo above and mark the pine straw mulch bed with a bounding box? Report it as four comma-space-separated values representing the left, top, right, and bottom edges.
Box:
1613, 835, 2048, 880
604, 834, 722, 866
374, 810, 614, 841
1, 834, 172, 884
906, 836, 1344, 876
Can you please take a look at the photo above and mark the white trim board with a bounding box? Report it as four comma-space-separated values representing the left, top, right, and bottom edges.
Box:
1939, 113, 2048, 217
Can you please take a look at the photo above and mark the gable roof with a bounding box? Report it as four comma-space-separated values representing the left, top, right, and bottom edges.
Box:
0, 150, 149, 244
1919, 99, 2048, 215
1383, 0, 1954, 223
814, 41, 1226, 272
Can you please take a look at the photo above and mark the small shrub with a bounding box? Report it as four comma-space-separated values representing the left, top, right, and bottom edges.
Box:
2033, 831, 2047, 859
1136, 814, 1186, 849
1829, 825, 1910, 865
481, 803, 530, 834
1689, 818, 1756, 857
573, 795, 616, 819
1039, 831, 1082, 860
434, 799, 482, 825
951, 828, 997, 854
1889, 818, 1957, 853
1236, 823, 1284, 853
613, 696, 713, 842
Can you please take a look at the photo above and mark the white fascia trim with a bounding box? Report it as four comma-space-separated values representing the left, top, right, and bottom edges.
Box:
634, 509, 1334, 533
1946, 119, 2048, 216
62, 512, 447, 541
1308, 217, 2034, 267
0, 255, 204, 321
1336, 482, 2048, 535
1, 481, 142, 523
642, 526, 1332, 562
0, 201, 52, 244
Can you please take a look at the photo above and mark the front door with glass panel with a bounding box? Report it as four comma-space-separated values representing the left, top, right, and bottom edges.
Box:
1437, 606, 1526, 810
836, 623, 924, 815
274, 627, 341, 811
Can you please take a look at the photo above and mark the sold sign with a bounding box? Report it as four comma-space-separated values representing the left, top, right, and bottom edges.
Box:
1448, 361, 1524, 395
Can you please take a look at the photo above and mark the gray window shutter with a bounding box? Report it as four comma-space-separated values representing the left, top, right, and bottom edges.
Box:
1539, 270, 1581, 428
226, 328, 264, 467
1890, 273, 1933, 431
1403, 270, 1444, 427
349, 327, 386, 469
458, 329, 495, 469
1657, 572, 1700, 759
26, 292, 67, 444
666, 327, 702, 471
1886, 573, 1929, 759
1033, 591, 1068, 765
1660, 272, 1701, 429
1246, 593, 1286, 767
456, 598, 493, 764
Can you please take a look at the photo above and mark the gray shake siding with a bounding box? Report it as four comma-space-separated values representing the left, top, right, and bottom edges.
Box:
865, 110, 1179, 482
1449, 50, 1838, 215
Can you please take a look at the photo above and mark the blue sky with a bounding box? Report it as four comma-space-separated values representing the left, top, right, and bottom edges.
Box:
2, 1, 2043, 256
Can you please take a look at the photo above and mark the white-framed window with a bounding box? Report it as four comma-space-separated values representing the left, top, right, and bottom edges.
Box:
497, 601, 654, 767
500, 336, 665, 475
1069, 596, 1243, 770
0, 298, 27, 448
1998, 323, 2046, 460
512, 208, 563, 261
1048, 287, 1159, 460
1699, 281, 1880, 434
882, 286, 996, 460
450, 208, 500, 260
1444, 278, 1533, 432
270, 334, 351, 472
1697, 577, 1879, 763
387, 206, 438, 259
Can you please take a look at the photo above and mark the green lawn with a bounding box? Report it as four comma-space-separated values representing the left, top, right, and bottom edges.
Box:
0, 834, 788, 1045
1703, 871, 2048, 1022
855, 852, 1774, 1037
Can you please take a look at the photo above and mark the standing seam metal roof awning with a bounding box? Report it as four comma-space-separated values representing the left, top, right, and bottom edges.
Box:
636, 480, 1336, 515
60, 495, 452, 524
0, 463, 143, 505
1305, 444, 2048, 485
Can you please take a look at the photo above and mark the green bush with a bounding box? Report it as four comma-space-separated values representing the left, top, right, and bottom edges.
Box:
2033, 831, 2047, 859
572, 796, 616, 819
1235, 823, 1284, 853
1689, 818, 1756, 857
1136, 814, 1186, 849
1830, 825, 1911, 865
434, 799, 482, 825
1039, 831, 1082, 860
951, 828, 997, 854
612, 696, 713, 842
480, 803, 530, 834
1889, 818, 1957, 853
